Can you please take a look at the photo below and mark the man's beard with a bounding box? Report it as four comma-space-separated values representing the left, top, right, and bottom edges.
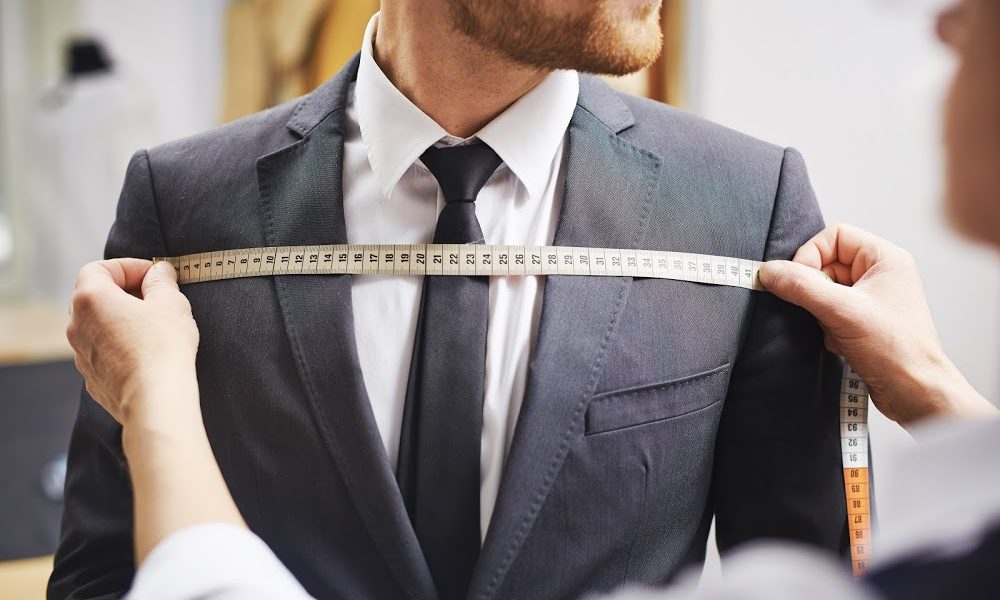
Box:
444, 0, 663, 75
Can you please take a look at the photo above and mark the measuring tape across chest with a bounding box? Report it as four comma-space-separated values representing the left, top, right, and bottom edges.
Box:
153, 243, 872, 576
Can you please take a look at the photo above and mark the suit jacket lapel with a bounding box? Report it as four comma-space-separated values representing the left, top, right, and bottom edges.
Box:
256, 54, 437, 600
470, 76, 664, 600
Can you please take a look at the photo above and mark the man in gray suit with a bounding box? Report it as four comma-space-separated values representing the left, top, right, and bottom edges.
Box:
50, 1, 847, 599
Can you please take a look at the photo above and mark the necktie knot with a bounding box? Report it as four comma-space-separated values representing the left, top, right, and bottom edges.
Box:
421, 142, 502, 245
421, 143, 503, 203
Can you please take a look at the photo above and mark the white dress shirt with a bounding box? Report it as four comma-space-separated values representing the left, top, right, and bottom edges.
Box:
345, 14, 578, 537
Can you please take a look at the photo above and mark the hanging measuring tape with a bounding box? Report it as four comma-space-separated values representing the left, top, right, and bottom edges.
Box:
153, 243, 872, 576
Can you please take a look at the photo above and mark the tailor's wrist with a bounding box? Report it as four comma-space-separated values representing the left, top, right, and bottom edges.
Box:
121, 393, 206, 467
119, 347, 197, 408
120, 363, 203, 440
897, 350, 994, 427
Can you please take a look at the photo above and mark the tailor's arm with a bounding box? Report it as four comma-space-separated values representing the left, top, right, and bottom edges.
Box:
67, 259, 245, 561
67, 259, 314, 600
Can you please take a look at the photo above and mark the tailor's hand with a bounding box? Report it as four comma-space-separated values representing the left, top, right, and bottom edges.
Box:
67, 259, 200, 429
758, 224, 996, 429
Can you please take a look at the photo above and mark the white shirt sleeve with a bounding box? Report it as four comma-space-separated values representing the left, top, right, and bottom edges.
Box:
126, 524, 315, 600
874, 417, 1000, 566
598, 543, 878, 600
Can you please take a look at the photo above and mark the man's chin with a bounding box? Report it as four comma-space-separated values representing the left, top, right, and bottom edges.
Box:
520, 23, 663, 76
565, 7, 663, 75
447, 0, 663, 76
588, 37, 663, 76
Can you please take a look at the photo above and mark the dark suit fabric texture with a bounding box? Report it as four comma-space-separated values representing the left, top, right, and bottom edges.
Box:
50, 55, 848, 600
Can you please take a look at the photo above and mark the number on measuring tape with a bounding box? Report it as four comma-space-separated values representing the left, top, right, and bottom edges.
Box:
840, 363, 872, 575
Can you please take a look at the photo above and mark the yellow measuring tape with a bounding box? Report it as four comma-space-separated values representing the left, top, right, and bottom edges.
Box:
154, 243, 872, 576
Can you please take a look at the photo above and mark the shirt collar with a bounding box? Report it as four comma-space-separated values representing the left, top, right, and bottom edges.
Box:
355, 13, 580, 200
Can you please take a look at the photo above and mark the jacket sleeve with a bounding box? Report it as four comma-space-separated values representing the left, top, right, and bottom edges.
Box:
48, 150, 169, 599
711, 148, 848, 556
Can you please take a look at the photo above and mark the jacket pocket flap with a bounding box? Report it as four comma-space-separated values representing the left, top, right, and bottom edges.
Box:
585, 363, 732, 435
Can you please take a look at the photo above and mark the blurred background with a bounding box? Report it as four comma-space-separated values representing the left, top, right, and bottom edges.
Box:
0, 0, 997, 597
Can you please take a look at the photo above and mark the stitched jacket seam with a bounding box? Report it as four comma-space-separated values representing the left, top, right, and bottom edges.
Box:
138, 149, 170, 257
728, 148, 789, 367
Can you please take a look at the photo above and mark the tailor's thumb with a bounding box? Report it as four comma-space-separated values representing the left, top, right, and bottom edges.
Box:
758, 260, 854, 327
140, 260, 181, 303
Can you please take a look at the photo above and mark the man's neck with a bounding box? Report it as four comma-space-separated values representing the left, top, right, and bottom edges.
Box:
373, 4, 549, 138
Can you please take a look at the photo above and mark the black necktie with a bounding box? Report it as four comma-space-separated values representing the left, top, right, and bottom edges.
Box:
397, 142, 502, 600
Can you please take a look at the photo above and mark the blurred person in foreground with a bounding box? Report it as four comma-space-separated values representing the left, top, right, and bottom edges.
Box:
50, 0, 855, 598
57, 0, 1000, 599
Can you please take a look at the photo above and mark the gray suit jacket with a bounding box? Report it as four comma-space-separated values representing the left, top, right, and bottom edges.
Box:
50, 56, 847, 600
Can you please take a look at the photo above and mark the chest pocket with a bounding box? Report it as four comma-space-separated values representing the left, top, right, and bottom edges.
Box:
584, 363, 732, 436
